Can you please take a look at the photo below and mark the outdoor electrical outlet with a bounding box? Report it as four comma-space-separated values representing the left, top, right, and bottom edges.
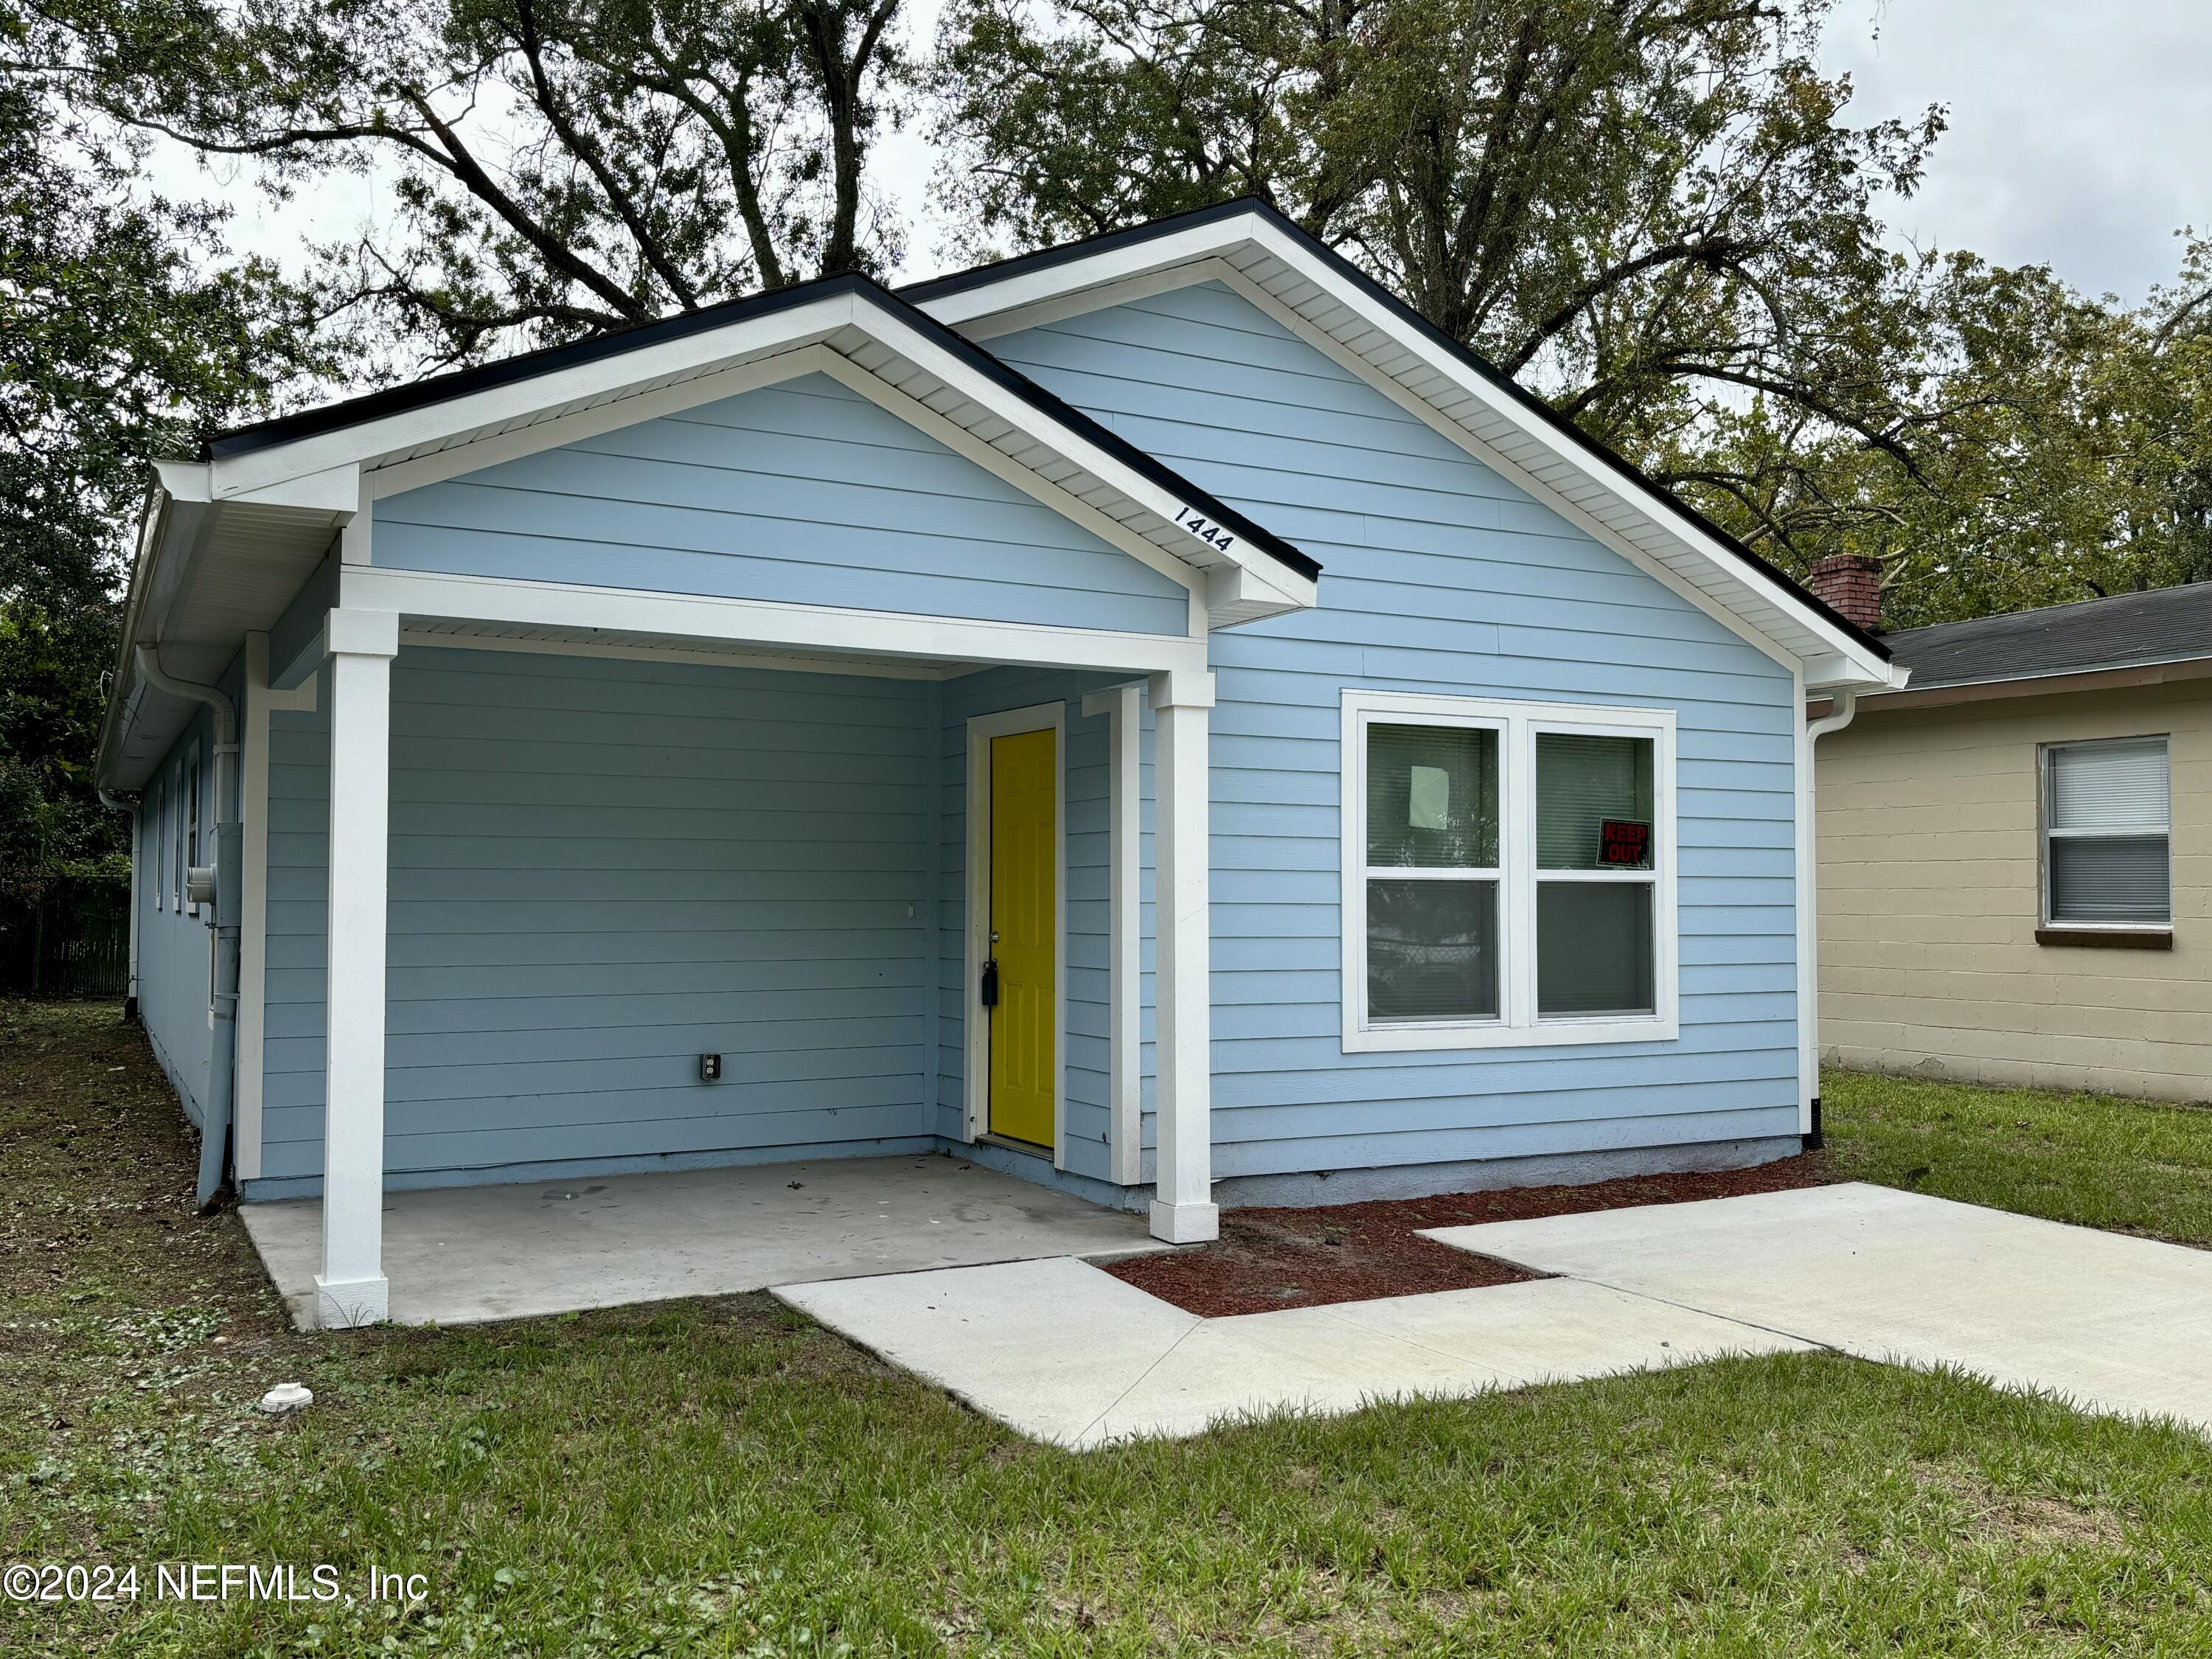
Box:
698, 1053, 723, 1082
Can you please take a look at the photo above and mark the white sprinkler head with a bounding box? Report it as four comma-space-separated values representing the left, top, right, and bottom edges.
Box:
259, 1382, 314, 1415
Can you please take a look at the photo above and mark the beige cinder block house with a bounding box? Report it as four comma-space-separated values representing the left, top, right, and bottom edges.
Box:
1812, 577, 2212, 1103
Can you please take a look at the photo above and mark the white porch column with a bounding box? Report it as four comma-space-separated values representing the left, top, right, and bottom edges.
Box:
316, 608, 399, 1328
1147, 670, 1217, 1244
1080, 682, 1144, 1187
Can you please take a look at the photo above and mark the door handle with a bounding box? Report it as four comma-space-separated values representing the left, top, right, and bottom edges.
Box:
980, 959, 1000, 1008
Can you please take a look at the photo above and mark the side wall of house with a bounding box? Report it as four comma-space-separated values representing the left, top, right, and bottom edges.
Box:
137, 704, 217, 1123
992, 281, 1806, 1183
371, 371, 1192, 636
134, 665, 242, 1127
252, 646, 940, 1194
1819, 680, 2212, 1100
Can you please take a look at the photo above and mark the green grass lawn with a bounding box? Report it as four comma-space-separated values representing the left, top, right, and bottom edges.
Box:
1823, 1067, 2212, 1248
7, 1001, 2212, 1657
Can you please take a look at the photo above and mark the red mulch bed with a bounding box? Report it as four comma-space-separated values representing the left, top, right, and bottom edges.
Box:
1107, 1152, 1834, 1317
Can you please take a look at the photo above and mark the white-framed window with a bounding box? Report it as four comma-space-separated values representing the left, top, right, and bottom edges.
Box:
1341, 690, 1678, 1051
183, 748, 202, 917
2041, 736, 2170, 930
152, 778, 167, 911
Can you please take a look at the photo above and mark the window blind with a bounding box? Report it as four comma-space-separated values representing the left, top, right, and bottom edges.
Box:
1536, 734, 1654, 869
2047, 738, 2171, 925
2050, 738, 2169, 832
1366, 723, 1497, 869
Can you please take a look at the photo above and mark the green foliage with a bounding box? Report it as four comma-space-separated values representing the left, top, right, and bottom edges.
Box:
1, 7, 326, 888
0, 598, 124, 900
52, 0, 914, 368
934, 0, 2212, 626
1689, 243, 2212, 625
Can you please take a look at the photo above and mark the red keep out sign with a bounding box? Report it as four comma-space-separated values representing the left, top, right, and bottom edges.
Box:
1599, 820, 1650, 866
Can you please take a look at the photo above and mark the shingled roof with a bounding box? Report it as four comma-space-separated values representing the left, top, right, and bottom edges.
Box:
1878, 582, 2212, 694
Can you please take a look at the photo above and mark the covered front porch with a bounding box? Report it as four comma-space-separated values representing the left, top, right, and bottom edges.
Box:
242, 1152, 1163, 1327
271, 595, 1226, 1330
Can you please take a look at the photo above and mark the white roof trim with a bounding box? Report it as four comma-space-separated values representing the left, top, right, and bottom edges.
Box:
198, 284, 1315, 630
916, 209, 1904, 692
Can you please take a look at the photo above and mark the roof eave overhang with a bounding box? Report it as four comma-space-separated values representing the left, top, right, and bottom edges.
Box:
101, 276, 1324, 786
1850, 653, 2212, 714
910, 204, 1898, 692
202, 282, 1316, 617
95, 467, 360, 794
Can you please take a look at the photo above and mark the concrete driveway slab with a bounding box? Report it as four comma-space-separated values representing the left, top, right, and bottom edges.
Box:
777, 1256, 1202, 1446
1425, 1181, 2212, 1432
1322, 1274, 1807, 1380
781, 1259, 1809, 1447
1093, 1278, 1810, 1444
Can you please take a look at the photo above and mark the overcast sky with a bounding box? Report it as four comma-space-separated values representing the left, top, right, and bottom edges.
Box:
1822, 0, 2211, 304
175, 0, 2212, 307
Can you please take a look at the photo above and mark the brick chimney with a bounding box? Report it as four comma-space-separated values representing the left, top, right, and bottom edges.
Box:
1805, 553, 1883, 632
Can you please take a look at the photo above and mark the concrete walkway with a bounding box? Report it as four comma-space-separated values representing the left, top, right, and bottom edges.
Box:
1425, 1181, 2212, 1433
243, 1155, 1161, 1328
776, 1256, 1810, 1447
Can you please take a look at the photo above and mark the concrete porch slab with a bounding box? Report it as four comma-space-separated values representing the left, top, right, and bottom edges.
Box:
1423, 1181, 2212, 1433
240, 1154, 1163, 1329
777, 1258, 1810, 1448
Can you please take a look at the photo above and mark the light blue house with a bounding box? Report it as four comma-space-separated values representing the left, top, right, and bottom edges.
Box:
97, 202, 1904, 1327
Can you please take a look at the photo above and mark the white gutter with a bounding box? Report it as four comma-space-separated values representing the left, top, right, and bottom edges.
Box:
1794, 686, 1860, 1148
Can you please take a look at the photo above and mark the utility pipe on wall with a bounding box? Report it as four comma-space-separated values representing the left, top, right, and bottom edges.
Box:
134, 644, 241, 1208
1797, 687, 1858, 1150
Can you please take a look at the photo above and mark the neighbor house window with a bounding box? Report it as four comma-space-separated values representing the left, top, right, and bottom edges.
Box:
1343, 692, 1677, 1052
2042, 737, 2170, 928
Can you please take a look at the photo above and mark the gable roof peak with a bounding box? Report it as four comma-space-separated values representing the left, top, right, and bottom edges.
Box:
907, 197, 1897, 688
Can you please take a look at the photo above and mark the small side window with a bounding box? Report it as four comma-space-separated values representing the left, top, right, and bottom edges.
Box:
2042, 737, 2170, 928
184, 753, 203, 916
151, 780, 166, 910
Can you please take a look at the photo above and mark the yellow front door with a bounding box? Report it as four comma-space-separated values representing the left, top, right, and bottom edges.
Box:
988, 728, 1056, 1148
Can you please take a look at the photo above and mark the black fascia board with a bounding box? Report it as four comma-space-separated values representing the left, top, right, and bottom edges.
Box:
209, 273, 876, 460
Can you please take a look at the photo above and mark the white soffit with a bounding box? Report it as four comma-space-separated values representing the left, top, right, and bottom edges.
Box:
914, 211, 1902, 691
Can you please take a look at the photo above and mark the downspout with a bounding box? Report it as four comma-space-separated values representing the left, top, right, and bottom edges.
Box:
1798, 688, 1859, 1150
135, 644, 241, 1209
99, 788, 142, 1020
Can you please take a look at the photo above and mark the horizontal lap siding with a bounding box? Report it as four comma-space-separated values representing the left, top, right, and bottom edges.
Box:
992, 282, 1801, 1178
260, 647, 935, 1185
137, 701, 223, 1124
372, 373, 1190, 636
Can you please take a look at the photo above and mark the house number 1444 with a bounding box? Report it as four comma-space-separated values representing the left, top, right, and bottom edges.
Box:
1174, 508, 1237, 553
